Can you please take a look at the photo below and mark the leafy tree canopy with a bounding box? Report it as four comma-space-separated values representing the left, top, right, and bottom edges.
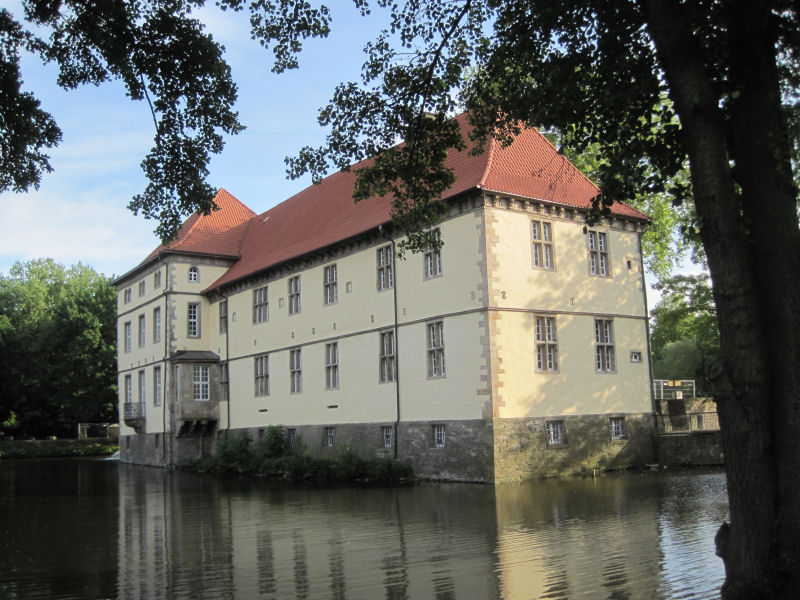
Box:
0, 259, 117, 437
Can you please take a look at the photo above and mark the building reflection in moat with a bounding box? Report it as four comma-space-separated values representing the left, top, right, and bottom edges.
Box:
117, 464, 727, 599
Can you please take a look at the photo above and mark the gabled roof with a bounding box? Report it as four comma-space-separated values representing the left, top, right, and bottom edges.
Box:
131, 115, 649, 292
142, 188, 256, 263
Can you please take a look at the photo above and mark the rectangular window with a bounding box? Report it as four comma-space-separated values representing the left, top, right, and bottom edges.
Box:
153, 307, 161, 344
531, 221, 555, 269
220, 363, 228, 402
219, 300, 228, 334
289, 348, 302, 393
433, 424, 446, 448
287, 428, 296, 447
324, 265, 338, 305
138, 370, 146, 405
138, 314, 146, 348
377, 245, 394, 290
254, 354, 269, 397
253, 286, 269, 323
138, 280, 146, 297
379, 330, 396, 383
325, 426, 335, 447
288, 276, 301, 315
193, 366, 209, 401
153, 366, 162, 407
610, 417, 627, 440
382, 426, 393, 449
124, 321, 132, 353
124, 374, 132, 404
325, 342, 339, 389
535, 316, 558, 372
123, 288, 132, 304
187, 303, 200, 338
547, 420, 567, 446
427, 320, 446, 378
588, 231, 610, 277
423, 229, 443, 278
594, 319, 616, 373
153, 270, 161, 289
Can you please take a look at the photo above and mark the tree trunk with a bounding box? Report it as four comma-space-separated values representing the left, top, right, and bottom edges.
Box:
643, 1, 800, 597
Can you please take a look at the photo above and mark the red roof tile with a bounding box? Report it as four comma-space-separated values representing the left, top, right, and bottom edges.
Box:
143, 189, 255, 262
145, 116, 648, 291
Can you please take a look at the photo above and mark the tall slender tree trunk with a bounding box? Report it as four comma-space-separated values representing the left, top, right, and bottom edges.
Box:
643, 1, 800, 597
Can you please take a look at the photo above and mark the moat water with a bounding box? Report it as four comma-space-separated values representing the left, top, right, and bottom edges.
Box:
0, 458, 728, 599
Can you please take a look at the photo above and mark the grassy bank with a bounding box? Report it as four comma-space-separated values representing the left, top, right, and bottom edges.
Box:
0, 438, 119, 459
193, 427, 414, 485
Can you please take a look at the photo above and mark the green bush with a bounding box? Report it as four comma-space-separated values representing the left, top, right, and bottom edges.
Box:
193, 428, 414, 484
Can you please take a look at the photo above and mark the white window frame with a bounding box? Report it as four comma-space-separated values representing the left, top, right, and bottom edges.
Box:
138, 370, 146, 405
138, 314, 146, 348
427, 320, 446, 378
124, 374, 132, 404
531, 220, 555, 269
187, 303, 200, 338
153, 366, 162, 407
433, 424, 446, 448
377, 245, 394, 291
188, 266, 199, 283
546, 420, 567, 446
123, 288, 132, 304
219, 300, 228, 334
253, 286, 269, 323
288, 276, 301, 315
610, 416, 627, 440
594, 319, 616, 373
289, 348, 302, 393
325, 426, 335, 447
255, 354, 269, 397
324, 264, 338, 305
153, 307, 161, 344
153, 270, 161, 289
382, 426, 393, 449
325, 342, 339, 390
124, 321, 132, 353
588, 231, 610, 277
423, 229, 443, 279
535, 315, 559, 372
379, 330, 396, 383
192, 366, 209, 401
138, 280, 146, 297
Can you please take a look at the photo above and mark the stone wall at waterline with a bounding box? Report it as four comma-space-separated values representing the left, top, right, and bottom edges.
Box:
655, 431, 723, 466
493, 413, 656, 482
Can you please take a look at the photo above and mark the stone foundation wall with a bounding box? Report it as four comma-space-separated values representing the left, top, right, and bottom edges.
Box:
656, 431, 724, 466
229, 418, 495, 482
120, 428, 216, 468
493, 413, 656, 482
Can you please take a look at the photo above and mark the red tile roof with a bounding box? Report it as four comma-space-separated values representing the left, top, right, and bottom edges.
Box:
140, 116, 649, 291
143, 189, 256, 262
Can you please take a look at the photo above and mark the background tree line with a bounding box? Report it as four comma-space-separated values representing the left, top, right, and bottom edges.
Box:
0, 259, 117, 439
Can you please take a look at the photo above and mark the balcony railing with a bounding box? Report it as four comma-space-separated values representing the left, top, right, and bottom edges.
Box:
656, 412, 720, 434
123, 402, 145, 420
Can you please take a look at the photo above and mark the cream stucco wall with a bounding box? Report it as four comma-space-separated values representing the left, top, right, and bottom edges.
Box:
483, 203, 651, 420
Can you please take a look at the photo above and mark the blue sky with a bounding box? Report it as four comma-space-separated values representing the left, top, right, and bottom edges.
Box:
0, 2, 376, 277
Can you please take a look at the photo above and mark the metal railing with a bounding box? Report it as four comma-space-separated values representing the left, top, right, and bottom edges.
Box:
653, 379, 696, 400
656, 412, 720, 434
123, 402, 146, 420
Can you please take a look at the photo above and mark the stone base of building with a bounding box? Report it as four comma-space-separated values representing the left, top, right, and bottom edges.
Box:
493, 413, 656, 482
121, 414, 655, 483
120, 425, 217, 468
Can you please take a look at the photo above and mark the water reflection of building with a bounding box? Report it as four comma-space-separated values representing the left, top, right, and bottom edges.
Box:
117, 465, 501, 599
112, 114, 654, 482
118, 466, 726, 599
